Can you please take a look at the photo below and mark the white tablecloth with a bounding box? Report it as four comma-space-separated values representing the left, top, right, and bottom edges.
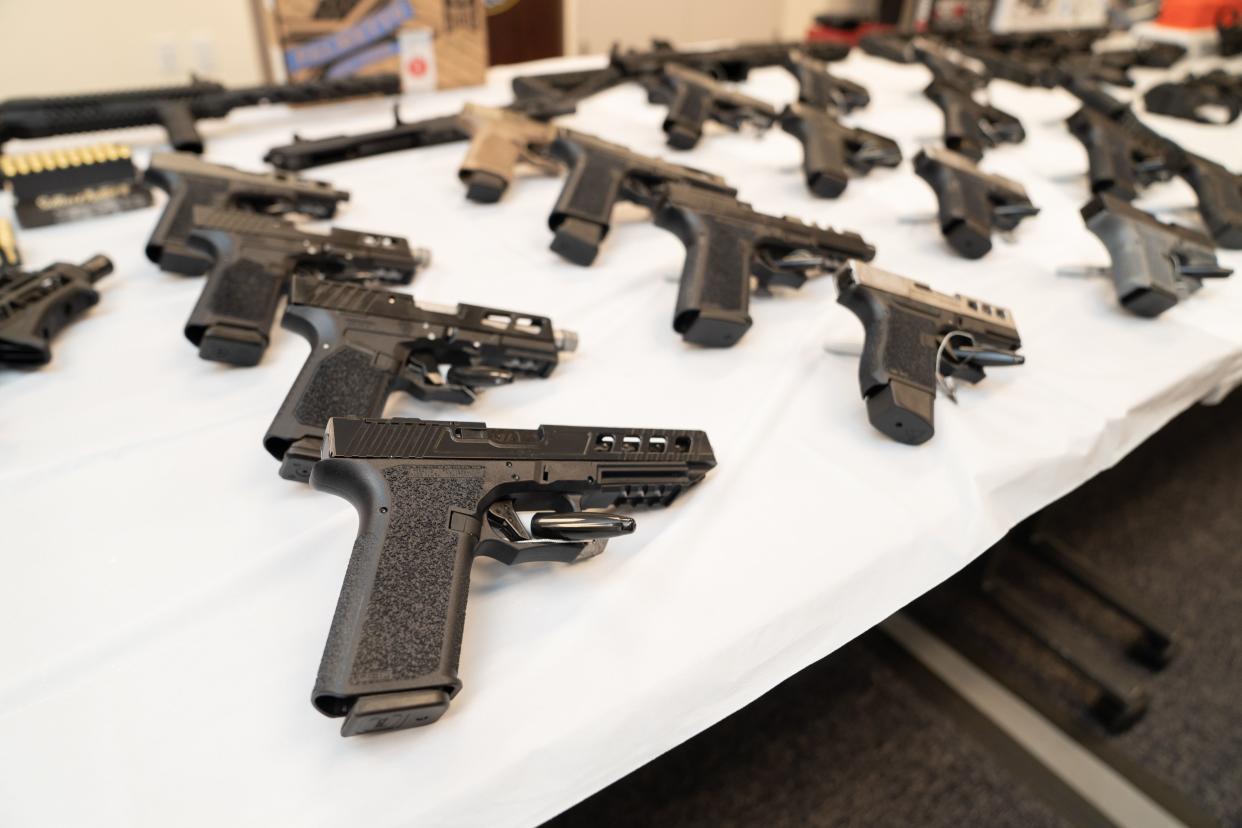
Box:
1, 49, 1239, 828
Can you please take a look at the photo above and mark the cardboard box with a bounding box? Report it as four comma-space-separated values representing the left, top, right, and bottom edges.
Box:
256, 0, 488, 91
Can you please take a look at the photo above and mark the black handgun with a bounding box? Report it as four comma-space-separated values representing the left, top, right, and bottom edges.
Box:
835, 260, 1024, 445
650, 181, 875, 347
952, 41, 1060, 88
184, 207, 424, 366
263, 94, 576, 172
265, 276, 576, 481
0, 255, 112, 366
912, 38, 991, 93
610, 38, 849, 82
782, 49, 870, 112
145, 152, 348, 274
859, 33, 917, 64
1144, 70, 1241, 124
510, 66, 627, 106
1066, 107, 1173, 200
1074, 42, 1187, 88
0, 74, 399, 153
1062, 53, 1135, 88
914, 147, 1039, 259
1066, 82, 1241, 249
545, 130, 737, 266
308, 415, 717, 735
1181, 153, 1242, 249
778, 103, 901, 198
649, 64, 777, 150
0, 78, 224, 148
1081, 194, 1232, 317
923, 79, 1025, 161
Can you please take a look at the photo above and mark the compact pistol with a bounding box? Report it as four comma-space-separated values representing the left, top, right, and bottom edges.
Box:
835, 261, 1024, 445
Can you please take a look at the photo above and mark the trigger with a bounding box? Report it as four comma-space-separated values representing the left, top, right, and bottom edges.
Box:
398, 355, 477, 404
485, 501, 531, 542
447, 365, 514, 389
754, 249, 819, 290
524, 148, 561, 175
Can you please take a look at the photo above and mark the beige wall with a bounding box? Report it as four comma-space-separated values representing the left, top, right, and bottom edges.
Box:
0, 0, 265, 96
0, 0, 842, 97
566, 0, 835, 55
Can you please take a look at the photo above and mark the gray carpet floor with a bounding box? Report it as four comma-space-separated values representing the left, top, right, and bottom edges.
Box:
545, 390, 1242, 827
917, 388, 1242, 826
544, 632, 1088, 827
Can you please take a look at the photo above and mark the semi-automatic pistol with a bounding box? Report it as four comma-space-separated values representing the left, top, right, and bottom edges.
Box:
652, 181, 875, 346
778, 103, 901, 197
456, 104, 562, 203
308, 415, 716, 735
1081, 194, 1232, 317
265, 275, 575, 481
923, 79, 1024, 161
914, 147, 1039, 259
835, 260, 1024, 445
185, 207, 425, 366
650, 64, 777, 150
145, 152, 348, 274
782, 49, 870, 112
545, 129, 736, 265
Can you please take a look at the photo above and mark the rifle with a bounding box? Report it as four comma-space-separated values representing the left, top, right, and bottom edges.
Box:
1, 74, 399, 153
609, 38, 849, 82
264, 94, 574, 172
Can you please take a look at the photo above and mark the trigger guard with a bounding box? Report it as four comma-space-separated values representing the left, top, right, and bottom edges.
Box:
477, 498, 602, 564
475, 537, 595, 565
937, 332, 977, 378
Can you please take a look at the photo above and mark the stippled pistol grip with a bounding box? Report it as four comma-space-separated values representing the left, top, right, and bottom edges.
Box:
264, 330, 395, 481
184, 254, 285, 366
309, 458, 486, 736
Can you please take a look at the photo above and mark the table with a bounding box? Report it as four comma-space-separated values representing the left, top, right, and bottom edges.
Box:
1, 48, 1240, 827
